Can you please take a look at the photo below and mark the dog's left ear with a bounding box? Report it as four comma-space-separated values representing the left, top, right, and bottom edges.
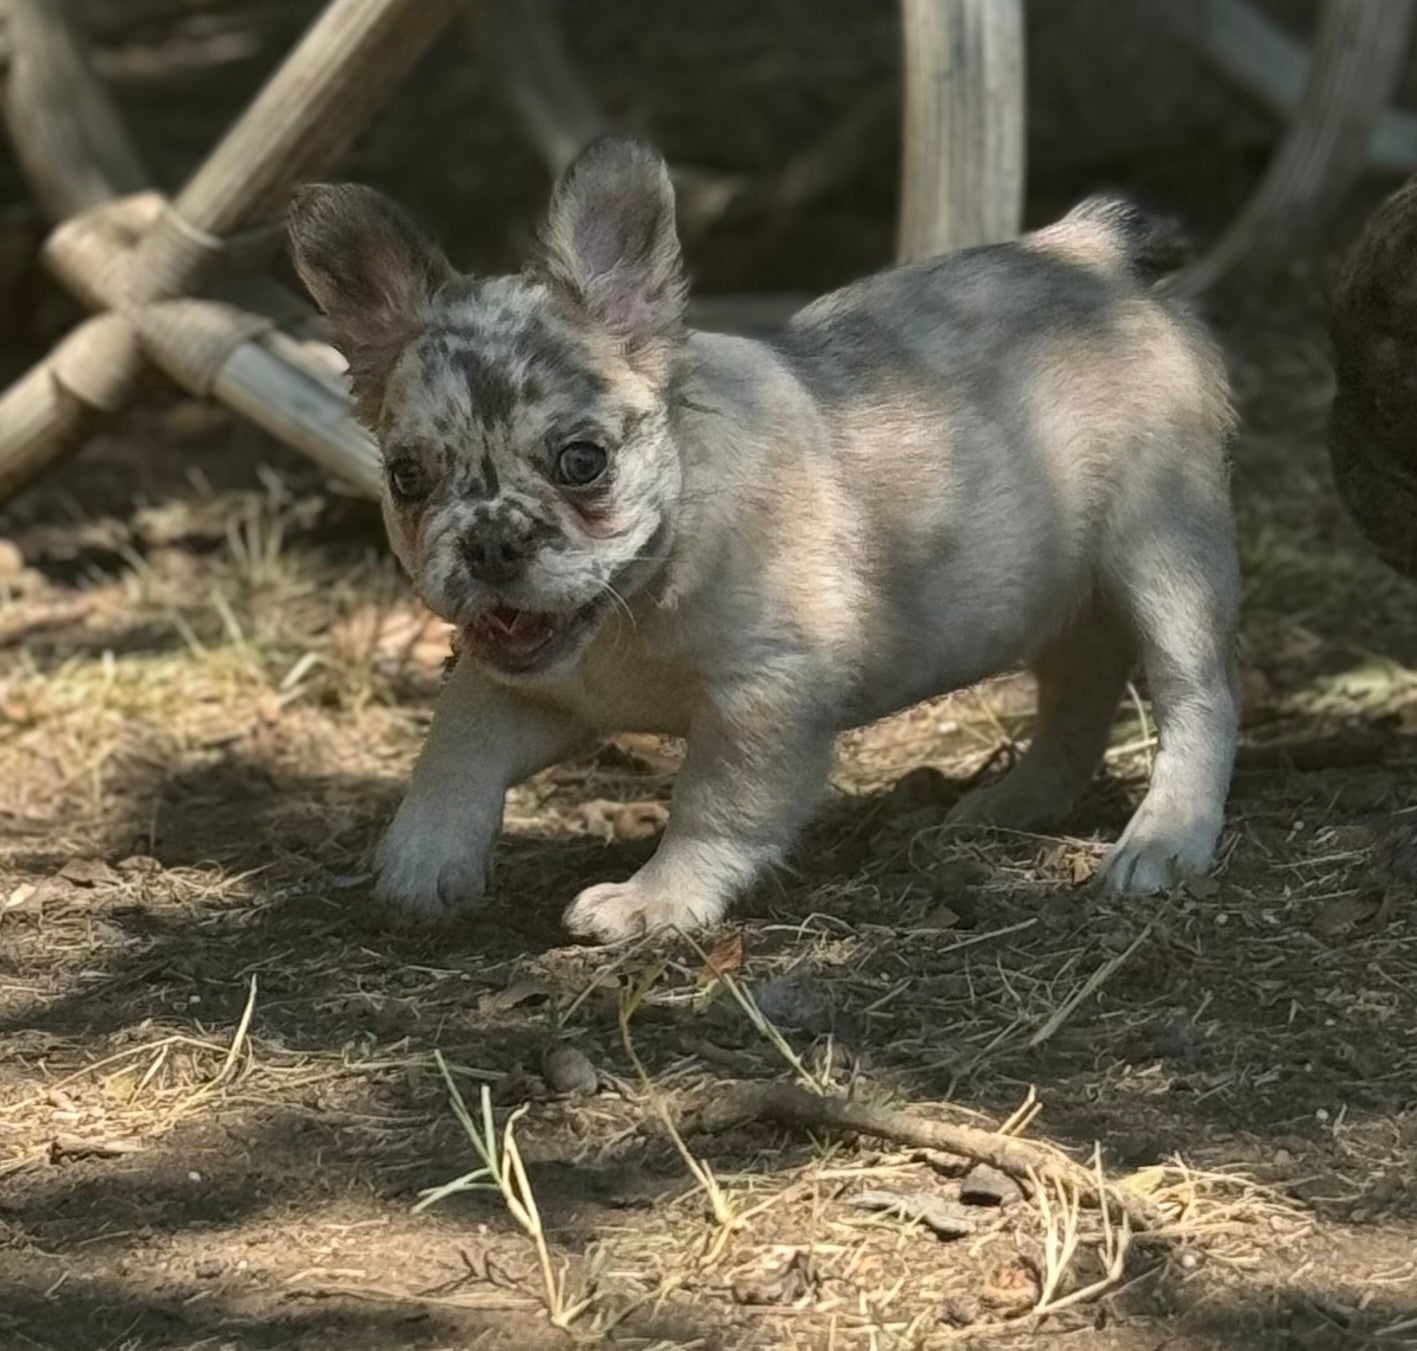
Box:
288, 182, 454, 358
534, 137, 686, 361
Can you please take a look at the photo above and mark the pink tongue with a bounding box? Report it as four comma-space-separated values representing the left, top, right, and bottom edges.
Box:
490, 606, 550, 640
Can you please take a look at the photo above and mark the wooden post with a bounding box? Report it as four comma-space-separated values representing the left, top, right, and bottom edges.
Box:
897, 0, 1026, 260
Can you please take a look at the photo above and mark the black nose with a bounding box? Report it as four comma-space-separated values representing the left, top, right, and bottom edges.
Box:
460, 521, 529, 585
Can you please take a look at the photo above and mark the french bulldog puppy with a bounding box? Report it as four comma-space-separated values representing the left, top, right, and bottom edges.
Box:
288, 137, 1239, 943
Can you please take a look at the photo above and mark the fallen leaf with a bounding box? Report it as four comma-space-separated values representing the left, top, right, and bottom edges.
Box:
1118, 1165, 1168, 1198
979, 1257, 1041, 1312
1312, 894, 1383, 942
731, 1250, 816, 1306
698, 931, 745, 981
58, 857, 118, 887
916, 904, 961, 932
2, 882, 38, 914
479, 979, 550, 1014
850, 1189, 975, 1239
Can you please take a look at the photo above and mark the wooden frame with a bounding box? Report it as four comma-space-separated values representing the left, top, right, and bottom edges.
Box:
0, 0, 1409, 506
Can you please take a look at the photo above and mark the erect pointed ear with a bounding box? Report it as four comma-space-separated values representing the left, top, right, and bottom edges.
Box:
533, 137, 686, 359
287, 182, 454, 360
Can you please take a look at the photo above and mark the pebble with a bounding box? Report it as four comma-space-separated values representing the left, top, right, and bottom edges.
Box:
540, 1043, 598, 1096
959, 1163, 1022, 1207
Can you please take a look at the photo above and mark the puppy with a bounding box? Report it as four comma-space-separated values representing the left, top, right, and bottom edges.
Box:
288, 137, 1239, 943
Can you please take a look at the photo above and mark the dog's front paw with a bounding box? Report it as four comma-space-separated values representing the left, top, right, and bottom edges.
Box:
1095, 804, 1221, 895
373, 807, 491, 921
563, 878, 727, 944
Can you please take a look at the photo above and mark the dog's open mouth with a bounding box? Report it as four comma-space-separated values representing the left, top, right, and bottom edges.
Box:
463, 598, 605, 676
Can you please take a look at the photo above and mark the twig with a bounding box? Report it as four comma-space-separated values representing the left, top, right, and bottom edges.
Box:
1234, 731, 1397, 773
48, 1133, 144, 1162
212, 974, 258, 1087
1027, 925, 1152, 1048
690, 1081, 1167, 1232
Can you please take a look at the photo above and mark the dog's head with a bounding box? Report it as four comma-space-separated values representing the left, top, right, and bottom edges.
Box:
288, 138, 687, 678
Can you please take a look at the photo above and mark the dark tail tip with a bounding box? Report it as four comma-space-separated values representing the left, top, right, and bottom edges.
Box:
1068, 194, 1192, 284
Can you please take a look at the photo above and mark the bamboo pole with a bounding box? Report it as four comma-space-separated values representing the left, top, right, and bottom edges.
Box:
1177, 0, 1414, 295
214, 337, 383, 499
128, 0, 467, 298
0, 0, 463, 503
1, 0, 149, 221
897, 0, 1025, 260
0, 315, 143, 501
1179, 0, 1417, 174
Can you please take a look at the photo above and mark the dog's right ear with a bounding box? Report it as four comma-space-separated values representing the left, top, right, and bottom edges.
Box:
288, 183, 454, 359
533, 137, 686, 366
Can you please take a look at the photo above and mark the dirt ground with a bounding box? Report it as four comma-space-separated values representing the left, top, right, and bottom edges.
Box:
2, 4, 1416, 1349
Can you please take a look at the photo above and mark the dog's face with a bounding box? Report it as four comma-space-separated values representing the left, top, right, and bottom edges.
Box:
288, 139, 687, 678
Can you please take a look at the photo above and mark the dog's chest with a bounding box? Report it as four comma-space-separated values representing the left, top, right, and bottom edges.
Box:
540, 622, 697, 736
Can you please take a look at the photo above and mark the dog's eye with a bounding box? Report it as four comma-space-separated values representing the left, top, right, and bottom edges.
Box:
386, 456, 430, 503
555, 441, 608, 488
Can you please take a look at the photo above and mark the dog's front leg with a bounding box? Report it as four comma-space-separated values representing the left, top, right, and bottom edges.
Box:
375, 656, 590, 919
563, 671, 833, 942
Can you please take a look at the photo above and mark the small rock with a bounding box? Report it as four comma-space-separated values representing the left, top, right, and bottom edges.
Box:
750, 977, 835, 1036
850, 1189, 975, 1239
194, 1258, 224, 1279
959, 1163, 1022, 1207
540, 1043, 598, 1096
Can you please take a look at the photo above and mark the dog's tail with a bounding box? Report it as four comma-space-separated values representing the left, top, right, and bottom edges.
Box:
1035, 195, 1191, 287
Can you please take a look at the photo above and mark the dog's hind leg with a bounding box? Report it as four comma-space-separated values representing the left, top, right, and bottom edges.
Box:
1094, 478, 1239, 894
948, 602, 1134, 832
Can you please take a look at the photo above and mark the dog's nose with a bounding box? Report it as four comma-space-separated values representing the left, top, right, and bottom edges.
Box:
460, 522, 529, 585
